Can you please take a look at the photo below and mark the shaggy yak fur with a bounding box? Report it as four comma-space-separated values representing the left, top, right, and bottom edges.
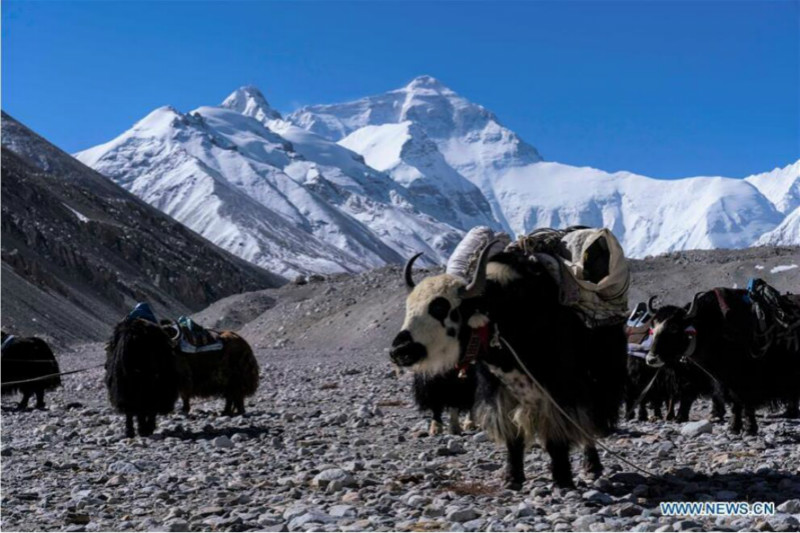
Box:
174, 330, 259, 416
391, 245, 626, 489
647, 288, 800, 435
1, 331, 61, 409
413, 365, 478, 435
105, 319, 180, 437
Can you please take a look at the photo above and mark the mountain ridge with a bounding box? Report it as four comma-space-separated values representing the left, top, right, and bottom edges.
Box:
74, 77, 798, 275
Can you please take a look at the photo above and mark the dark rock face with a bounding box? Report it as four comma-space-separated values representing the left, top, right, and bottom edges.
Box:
1, 113, 284, 346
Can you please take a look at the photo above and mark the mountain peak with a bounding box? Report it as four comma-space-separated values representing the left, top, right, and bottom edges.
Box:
404, 75, 453, 93
222, 85, 282, 122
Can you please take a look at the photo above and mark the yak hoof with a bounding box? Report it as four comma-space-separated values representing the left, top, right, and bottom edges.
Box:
504, 480, 524, 491
463, 420, 477, 431
429, 420, 443, 436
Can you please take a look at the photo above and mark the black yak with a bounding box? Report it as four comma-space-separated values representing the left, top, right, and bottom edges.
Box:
413, 366, 478, 435
1, 331, 61, 409
390, 241, 626, 489
161, 321, 260, 416
105, 318, 180, 437
646, 288, 800, 435
625, 300, 725, 422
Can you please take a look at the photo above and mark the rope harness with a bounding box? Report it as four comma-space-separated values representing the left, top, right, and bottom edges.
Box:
498, 335, 666, 480
1, 363, 104, 388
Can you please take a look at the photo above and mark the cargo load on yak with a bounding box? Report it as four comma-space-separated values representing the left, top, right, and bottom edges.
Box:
744, 278, 800, 357
447, 226, 630, 327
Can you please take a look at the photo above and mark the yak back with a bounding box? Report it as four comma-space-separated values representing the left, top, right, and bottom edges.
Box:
1, 336, 61, 394
689, 289, 800, 406
177, 331, 259, 399
476, 251, 627, 435
413, 366, 477, 413
105, 318, 179, 415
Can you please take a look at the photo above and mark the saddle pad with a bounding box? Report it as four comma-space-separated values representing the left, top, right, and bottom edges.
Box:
176, 316, 223, 353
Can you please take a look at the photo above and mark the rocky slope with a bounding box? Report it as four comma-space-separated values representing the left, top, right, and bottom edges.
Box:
1, 113, 282, 346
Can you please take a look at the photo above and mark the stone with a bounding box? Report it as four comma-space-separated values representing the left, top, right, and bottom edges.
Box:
329, 505, 356, 518
212, 436, 234, 449
680, 420, 713, 437
312, 469, 356, 489
107, 461, 141, 475
446, 508, 480, 522
777, 499, 800, 514
583, 490, 614, 505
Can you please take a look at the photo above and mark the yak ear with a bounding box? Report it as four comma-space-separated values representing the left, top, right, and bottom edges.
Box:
646, 296, 658, 315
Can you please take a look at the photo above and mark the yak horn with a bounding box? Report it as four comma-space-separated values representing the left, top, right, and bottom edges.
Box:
163, 320, 181, 342
404, 252, 424, 291
459, 239, 500, 300
647, 296, 658, 314
686, 292, 703, 319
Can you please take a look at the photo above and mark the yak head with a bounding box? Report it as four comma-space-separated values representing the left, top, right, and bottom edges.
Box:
646, 294, 701, 368
390, 241, 497, 376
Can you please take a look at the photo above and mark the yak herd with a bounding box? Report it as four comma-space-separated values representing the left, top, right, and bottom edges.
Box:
2, 238, 799, 491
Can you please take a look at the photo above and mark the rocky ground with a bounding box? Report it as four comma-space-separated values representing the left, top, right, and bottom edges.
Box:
2, 343, 800, 532
2, 246, 800, 532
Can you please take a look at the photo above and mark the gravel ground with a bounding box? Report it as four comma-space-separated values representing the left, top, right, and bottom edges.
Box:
2, 344, 800, 532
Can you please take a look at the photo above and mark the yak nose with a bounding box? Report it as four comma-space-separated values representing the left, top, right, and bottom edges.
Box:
392, 330, 413, 347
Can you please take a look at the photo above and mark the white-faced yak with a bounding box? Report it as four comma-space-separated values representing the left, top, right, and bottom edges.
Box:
413, 366, 478, 435
1, 331, 61, 410
390, 243, 627, 489
105, 318, 180, 437
646, 287, 800, 435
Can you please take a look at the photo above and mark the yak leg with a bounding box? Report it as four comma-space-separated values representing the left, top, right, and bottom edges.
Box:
235, 396, 245, 416
504, 435, 526, 491
624, 398, 635, 421
711, 395, 726, 422
743, 406, 758, 436
448, 407, 462, 435
463, 408, 477, 431
665, 397, 676, 421
222, 398, 234, 416
729, 403, 743, 434
652, 401, 663, 421
35, 390, 46, 410
676, 392, 694, 422
637, 403, 648, 422
137, 414, 151, 437
18, 391, 32, 410
546, 440, 575, 489
583, 444, 603, 479
125, 414, 135, 438
429, 406, 444, 436
781, 398, 799, 419
181, 394, 191, 414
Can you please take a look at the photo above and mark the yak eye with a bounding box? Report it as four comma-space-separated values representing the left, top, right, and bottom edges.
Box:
449, 309, 460, 322
428, 297, 451, 322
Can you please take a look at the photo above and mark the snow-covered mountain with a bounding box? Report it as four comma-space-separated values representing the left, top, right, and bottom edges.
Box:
76, 77, 798, 275
745, 161, 800, 215
289, 76, 798, 257
76, 89, 463, 276
756, 206, 800, 246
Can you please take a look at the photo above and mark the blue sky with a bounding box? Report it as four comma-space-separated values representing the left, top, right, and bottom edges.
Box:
2, 1, 798, 179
